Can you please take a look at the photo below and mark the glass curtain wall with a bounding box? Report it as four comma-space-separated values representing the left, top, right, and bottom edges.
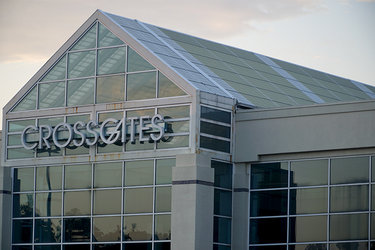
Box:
212, 160, 233, 250
249, 155, 375, 250
12, 158, 174, 250
11, 22, 186, 113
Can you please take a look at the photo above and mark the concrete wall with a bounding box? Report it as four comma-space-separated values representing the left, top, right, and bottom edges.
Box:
235, 101, 375, 162
172, 153, 214, 250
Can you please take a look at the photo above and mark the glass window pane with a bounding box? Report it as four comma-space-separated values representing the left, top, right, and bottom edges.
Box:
66, 114, 90, 124
13, 86, 37, 112
213, 217, 231, 244
36, 144, 62, 158
93, 216, 121, 242
200, 121, 230, 139
64, 218, 90, 242
154, 242, 171, 250
289, 215, 327, 242
330, 185, 368, 212
250, 190, 287, 217
123, 243, 152, 250
40, 55, 66, 82
330, 213, 368, 240
13, 168, 34, 192
250, 246, 286, 250
67, 78, 95, 106
8, 119, 35, 132
157, 135, 189, 149
64, 164, 91, 189
34, 218, 61, 243
290, 159, 328, 187
373, 185, 375, 210
96, 75, 125, 103
13, 246, 32, 250
251, 162, 288, 189
68, 50, 95, 78
155, 214, 171, 240
200, 136, 230, 153
98, 23, 124, 47
92, 244, 121, 250
165, 120, 189, 134
212, 160, 232, 189
125, 140, 155, 151
214, 189, 232, 216
156, 159, 174, 184
371, 213, 375, 239
331, 156, 369, 184
155, 186, 171, 212
94, 162, 122, 188
158, 72, 186, 97
124, 188, 153, 213
8, 134, 21, 146
63, 245, 90, 250
289, 244, 326, 250
65, 142, 90, 155
94, 189, 121, 215
35, 245, 61, 250
98, 47, 126, 75
12, 219, 33, 243
126, 72, 156, 100
8, 148, 34, 159
35, 192, 62, 217
372, 156, 375, 182
201, 106, 231, 124
158, 106, 189, 119
329, 242, 368, 250
125, 160, 154, 186
71, 24, 96, 51
13, 193, 33, 217
36, 166, 62, 190
39, 81, 65, 109
38, 116, 64, 126
213, 245, 231, 250
123, 215, 152, 241
250, 218, 287, 244
290, 187, 328, 215
97, 141, 123, 153
127, 47, 154, 72
64, 191, 91, 216
126, 108, 154, 118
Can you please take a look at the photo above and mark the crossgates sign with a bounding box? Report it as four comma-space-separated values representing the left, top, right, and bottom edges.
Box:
21, 114, 165, 150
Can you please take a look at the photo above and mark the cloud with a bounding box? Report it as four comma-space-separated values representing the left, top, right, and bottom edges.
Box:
0, 0, 324, 63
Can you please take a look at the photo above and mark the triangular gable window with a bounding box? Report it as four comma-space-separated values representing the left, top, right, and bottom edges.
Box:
12, 86, 37, 112
159, 73, 186, 98
40, 55, 66, 82
11, 21, 188, 112
71, 24, 97, 51
98, 23, 124, 47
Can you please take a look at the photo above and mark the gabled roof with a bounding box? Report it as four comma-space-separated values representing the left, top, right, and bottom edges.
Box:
102, 10, 375, 108
5, 10, 375, 114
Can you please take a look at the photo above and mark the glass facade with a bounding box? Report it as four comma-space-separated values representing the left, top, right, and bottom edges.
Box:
11, 22, 186, 112
250, 156, 374, 249
200, 106, 232, 153
212, 160, 233, 249
12, 159, 173, 249
6, 105, 190, 160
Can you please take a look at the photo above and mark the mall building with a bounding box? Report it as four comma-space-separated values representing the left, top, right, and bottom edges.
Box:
1, 9, 375, 250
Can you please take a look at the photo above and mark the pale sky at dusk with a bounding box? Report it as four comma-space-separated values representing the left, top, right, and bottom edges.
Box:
0, 0, 374, 126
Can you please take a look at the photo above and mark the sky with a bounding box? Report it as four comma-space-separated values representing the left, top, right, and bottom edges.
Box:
0, 0, 374, 128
